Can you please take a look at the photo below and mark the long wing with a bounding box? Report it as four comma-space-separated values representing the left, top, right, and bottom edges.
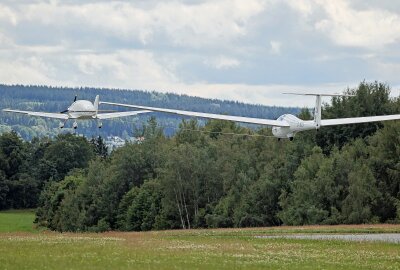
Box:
2, 109, 69, 120
100, 102, 290, 127
96, 110, 151, 120
321, 114, 400, 126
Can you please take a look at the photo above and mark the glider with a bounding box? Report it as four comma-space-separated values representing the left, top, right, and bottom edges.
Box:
101, 93, 400, 140
3, 95, 150, 129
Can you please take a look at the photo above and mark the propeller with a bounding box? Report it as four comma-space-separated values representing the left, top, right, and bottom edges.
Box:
73, 95, 77, 102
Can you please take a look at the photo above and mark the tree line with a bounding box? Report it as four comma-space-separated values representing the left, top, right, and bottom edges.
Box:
0, 82, 399, 231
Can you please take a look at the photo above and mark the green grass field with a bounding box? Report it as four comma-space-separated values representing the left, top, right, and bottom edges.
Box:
0, 210, 36, 233
0, 210, 399, 269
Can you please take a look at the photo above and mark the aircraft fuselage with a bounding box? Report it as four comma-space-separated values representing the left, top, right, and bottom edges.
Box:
271, 114, 317, 139
67, 100, 97, 119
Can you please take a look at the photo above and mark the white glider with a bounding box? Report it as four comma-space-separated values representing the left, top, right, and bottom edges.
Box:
3, 95, 150, 129
101, 93, 400, 140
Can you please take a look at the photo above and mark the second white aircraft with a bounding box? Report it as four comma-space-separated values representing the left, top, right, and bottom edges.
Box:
101, 93, 400, 140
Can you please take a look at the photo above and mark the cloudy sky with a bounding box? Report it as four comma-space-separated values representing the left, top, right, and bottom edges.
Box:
1, 0, 400, 106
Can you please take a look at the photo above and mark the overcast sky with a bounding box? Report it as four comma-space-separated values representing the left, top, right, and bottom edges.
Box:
1, 0, 400, 107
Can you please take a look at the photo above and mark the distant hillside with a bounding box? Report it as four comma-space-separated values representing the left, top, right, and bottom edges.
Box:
0, 84, 299, 140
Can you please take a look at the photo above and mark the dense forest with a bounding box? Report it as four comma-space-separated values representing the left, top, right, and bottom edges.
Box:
0, 81, 399, 231
0, 84, 298, 140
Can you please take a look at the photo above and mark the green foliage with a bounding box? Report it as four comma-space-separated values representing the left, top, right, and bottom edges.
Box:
298, 107, 313, 120
41, 134, 94, 181
0, 131, 102, 212
121, 179, 163, 231
279, 147, 336, 225
35, 169, 85, 230
0, 131, 40, 209
0, 131, 26, 179
317, 81, 394, 151
90, 136, 108, 158
342, 164, 380, 223
367, 122, 400, 221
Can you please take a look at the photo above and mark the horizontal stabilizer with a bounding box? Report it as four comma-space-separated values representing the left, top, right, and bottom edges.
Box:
283, 92, 356, 97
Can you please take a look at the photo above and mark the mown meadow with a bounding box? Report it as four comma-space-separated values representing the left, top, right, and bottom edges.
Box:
0, 210, 399, 270
0, 210, 36, 233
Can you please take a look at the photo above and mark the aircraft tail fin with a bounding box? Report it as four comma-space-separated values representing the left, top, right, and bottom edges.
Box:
282, 93, 356, 129
94, 95, 100, 116
314, 95, 321, 128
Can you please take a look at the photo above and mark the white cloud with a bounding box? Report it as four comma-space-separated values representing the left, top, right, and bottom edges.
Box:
0, 32, 13, 49
317, 0, 400, 48
286, 0, 315, 17
154, 0, 266, 47
74, 50, 180, 89
269, 41, 281, 55
289, 0, 400, 49
9, 0, 266, 48
0, 4, 18, 25
365, 57, 400, 83
0, 58, 56, 85
205, 56, 240, 69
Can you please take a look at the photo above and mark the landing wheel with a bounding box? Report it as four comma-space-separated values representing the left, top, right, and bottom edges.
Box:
73, 121, 78, 129
59, 120, 67, 129
289, 137, 294, 141
277, 138, 281, 142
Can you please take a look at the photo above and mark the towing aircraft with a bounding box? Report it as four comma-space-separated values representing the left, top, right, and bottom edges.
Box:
101, 93, 400, 140
3, 95, 149, 129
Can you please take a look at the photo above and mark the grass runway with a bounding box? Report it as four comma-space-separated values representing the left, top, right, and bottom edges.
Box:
0, 211, 399, 269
